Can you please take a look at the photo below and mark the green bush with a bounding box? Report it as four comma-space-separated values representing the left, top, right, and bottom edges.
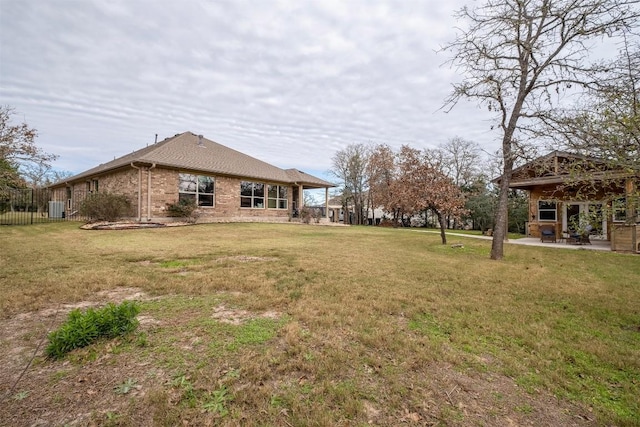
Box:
46, 301, 140, 359
166, 198, 200, 223
78, 192, 133, 222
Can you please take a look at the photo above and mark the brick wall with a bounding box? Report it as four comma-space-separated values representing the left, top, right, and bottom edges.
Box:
192, 175, 291, 222
53, 166, 298, 223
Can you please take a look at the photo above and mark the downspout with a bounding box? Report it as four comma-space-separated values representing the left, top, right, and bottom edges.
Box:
130, 163, 142, 221
147, 163, 156, 221
63, 181, 70, 213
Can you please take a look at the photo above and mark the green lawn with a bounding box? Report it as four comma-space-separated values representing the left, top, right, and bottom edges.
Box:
1, 222, 638, 426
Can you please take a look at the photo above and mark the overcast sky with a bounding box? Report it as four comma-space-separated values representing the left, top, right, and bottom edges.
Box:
1, 0, 499, 183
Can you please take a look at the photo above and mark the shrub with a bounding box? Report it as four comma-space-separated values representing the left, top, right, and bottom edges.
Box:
313, 208, 323, 223
46, 301, 140, 359
299, 206, 312, 224
166, 198, 200, 223
78, 192, 132, 222
299, 207, 323, 224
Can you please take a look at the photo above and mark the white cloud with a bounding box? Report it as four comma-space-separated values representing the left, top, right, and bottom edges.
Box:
0, 0, 499, 180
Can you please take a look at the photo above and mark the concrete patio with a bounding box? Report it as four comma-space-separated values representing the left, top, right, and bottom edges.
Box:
414, 230, 612, 251
506, 236, 611, 251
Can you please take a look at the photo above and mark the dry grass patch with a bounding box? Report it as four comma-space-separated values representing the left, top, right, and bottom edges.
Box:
1, 222, 638, 426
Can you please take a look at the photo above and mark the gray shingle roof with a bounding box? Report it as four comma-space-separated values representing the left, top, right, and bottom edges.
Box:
57, 132, 335, 188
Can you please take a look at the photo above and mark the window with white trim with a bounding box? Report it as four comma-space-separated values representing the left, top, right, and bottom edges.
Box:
240, 181, 264, 208
538, 200, 556, 221
179, 174, 214, 207
612, 197, 626, 222
268, 185, 288, 209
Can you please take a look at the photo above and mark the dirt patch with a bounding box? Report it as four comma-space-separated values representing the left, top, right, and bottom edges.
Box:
216, 255, 279, 263
211, 304, 281, 325
423, 365, 595, 426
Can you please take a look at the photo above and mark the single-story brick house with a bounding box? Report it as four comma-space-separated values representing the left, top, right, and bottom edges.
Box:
506, 151, 639, 252
49, 132, 335, 223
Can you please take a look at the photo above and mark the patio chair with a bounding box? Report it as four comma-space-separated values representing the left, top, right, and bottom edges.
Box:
539, 224, 557, 243
567, 224, 593, 245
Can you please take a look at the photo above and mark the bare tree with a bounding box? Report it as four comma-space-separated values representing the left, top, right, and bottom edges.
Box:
22, 163, 74, 188
367, 144, 397, 224
330, 143, 370, 225
442, 0, 640, 260
436, 137, 484, 228
555, 40, 640, 172
439, 137, 482, 188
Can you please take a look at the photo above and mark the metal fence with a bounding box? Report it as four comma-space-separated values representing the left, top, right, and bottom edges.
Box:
0, 187, 86, 225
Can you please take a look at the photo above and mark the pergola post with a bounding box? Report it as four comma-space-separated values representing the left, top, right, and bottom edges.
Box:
298, 186, 304, 209
324, 188, 329, 219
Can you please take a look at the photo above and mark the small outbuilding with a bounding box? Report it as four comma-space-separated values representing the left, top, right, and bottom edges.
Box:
506, 151, 638, 253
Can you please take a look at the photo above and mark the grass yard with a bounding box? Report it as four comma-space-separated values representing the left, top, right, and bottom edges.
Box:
1, 222, 639, 426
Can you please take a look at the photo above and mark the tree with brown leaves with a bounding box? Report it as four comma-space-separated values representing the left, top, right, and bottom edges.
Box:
396, 146, 467, 244
0, 106, 57, 190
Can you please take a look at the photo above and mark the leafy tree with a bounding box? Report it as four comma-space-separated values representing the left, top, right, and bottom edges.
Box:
463, 177, 497, 232
442, 0, 640, 260
0, 106, 57, 191
0, 157, 23, 189
508, 190, 529, 234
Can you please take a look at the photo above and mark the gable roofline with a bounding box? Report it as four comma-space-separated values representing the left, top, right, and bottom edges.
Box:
493, 150, 612, 186
285, 168, 335, 188
51, 132, 335, 188
508, 150, 606, 179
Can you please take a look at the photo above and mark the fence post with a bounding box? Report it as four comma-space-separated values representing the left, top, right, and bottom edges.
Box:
30, 188, 34, 225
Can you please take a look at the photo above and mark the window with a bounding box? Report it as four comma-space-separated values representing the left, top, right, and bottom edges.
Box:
268, 185, 288, 209
240, 181, 264, 208
179, 174, 215, 207
538, 200, 556, 221
612, 197, 626, 222
92, 179, 99, 192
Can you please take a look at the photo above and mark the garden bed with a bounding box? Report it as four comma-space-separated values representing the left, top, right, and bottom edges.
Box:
81, 221, 191, 230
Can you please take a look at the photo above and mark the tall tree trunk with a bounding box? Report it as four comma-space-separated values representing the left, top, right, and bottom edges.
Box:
491, 122, 517, 259
438, 210, 447, 244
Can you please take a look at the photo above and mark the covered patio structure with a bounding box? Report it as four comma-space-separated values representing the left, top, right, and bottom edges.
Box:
507, 151, 638, 253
